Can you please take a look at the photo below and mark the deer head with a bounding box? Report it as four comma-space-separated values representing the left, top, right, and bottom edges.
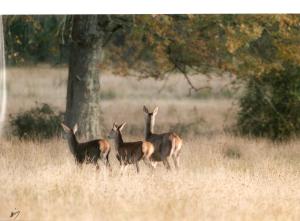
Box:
61, 123, 78, 138
108, 122, 126, 139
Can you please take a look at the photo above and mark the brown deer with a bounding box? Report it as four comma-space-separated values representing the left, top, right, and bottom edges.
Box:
61, 123, 111, 169
143, 106, 183, 170
108, 122, 154, 173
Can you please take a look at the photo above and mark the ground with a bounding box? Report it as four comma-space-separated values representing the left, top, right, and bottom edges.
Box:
0, 65, 299, 220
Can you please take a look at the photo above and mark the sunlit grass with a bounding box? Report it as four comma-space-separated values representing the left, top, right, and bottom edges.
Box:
0, 137, 299, 220
0, 66, 299, 220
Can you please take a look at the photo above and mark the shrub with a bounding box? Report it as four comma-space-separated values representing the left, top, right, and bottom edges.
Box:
237, 63, 300, 141
10, 103, 63, 140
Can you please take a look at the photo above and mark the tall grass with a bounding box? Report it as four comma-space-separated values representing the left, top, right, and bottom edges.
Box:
0, 66, 299, 220
1, 136, 299, 220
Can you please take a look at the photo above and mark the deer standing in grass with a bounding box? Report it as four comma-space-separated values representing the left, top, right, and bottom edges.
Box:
143, 106, 183, 170
108, 122, 154, 173
61, 123, 111, 169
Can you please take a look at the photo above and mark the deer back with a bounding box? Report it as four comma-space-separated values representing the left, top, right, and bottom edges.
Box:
76, 139, 110, 164
118, 141, 144, 163
147, 132, 181, 160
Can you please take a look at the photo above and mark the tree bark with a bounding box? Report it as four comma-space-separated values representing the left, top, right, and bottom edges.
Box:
65, 15, 109, 139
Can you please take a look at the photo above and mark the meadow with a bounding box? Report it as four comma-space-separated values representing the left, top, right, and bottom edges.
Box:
0, 65, 299, 220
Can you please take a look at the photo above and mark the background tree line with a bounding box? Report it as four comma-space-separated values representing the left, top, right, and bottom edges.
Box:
4, 15, 300, 141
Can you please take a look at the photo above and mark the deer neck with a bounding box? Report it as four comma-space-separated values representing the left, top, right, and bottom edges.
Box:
113, 132, 124, 150
145, 116, 155, 139
67, 133, 79, 156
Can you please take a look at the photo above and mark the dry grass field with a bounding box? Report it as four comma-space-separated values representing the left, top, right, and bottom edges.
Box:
0, 65, 300, 220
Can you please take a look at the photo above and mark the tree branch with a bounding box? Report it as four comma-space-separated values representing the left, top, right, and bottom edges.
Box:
182, 72, 211, 96
102, 24, 123, 47
172, 61, 211, 96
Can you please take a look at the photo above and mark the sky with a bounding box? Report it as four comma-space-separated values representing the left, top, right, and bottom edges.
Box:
0, 0, 299, 14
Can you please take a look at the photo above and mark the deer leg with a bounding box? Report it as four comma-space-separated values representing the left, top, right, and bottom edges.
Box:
116, 154, 122, 166
175, 149, 181, 169
143, 158, 151, 168
101, 154, 106, 167
123, 164, 129, 175
120, 162, 124, 175
120, 160, 128, 176
172, 154, 179, 170
135, 162, 140, 173
151, 161, 158, 168
76, 158, 84, 169
143, 157, 155, 171
105, 153, 112, 172
176, 155, 180, 169
91, 155, 99, 170
77, 163, 83, 169
96, 162, 100, 170
163, 158, 171, 170
101, 152, 108, 167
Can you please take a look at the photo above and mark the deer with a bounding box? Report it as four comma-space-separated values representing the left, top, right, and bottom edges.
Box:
143, 106, 183, 170
61, 123, 111, 170
107, 122, 154, 173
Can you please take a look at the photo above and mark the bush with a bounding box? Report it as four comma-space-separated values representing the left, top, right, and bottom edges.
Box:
10, 103, 63, 140
237, 63, 300, 141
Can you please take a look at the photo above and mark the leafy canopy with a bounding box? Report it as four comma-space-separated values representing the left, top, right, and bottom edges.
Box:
105, 15, 300, 79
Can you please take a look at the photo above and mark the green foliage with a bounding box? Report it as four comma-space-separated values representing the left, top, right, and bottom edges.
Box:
106, 15, 300, 81
5, 15, 68, 66
10, 103, 63, 140
4, 15, 300, 141
5, 15, 300, 75
237, 63, 300, 140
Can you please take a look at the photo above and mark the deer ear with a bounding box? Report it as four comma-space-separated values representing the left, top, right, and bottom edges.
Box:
143, 105, 149, 114
61, 123, 71, 133
113, 122, 117, 130
153, 106, 159, 115
118, 122, 126, 131
73, 123, 78, 134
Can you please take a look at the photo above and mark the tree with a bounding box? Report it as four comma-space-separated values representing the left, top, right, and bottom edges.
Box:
106, 15, 300, 140
220, 15, 300, 140
65, 15, 129, 139
238, 63, 300, 140
106, 15, 300, 78
4, 15, 300, 140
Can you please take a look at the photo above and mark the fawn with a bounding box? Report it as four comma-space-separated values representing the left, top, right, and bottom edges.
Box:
108, 122, 154, 173
61, 123, 111, 169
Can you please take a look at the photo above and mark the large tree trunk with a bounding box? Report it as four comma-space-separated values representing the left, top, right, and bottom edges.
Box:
65, 15, 109, 139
